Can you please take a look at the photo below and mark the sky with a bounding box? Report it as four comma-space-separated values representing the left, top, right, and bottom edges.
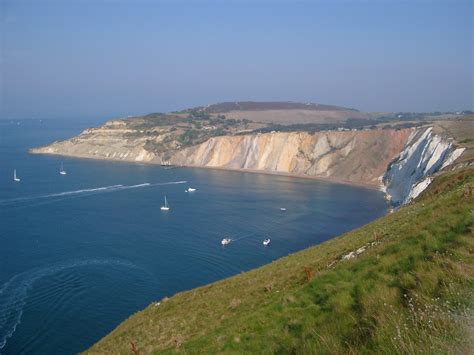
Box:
0, 0, 472, 120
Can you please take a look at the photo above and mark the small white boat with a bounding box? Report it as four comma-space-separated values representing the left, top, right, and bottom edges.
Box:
263, 238, 271, 246
13, 169, 21, 182
59, 163, 67, 175
185, 187, 196, 192
221, 238, 232, 246
280, 207, 287, 212
160, 196, 170, 211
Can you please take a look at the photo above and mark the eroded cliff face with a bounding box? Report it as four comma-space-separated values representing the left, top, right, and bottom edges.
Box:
31, 124, 412, 187
171, 129, 412, 186
31, 123, 466, 204
31, 121, 157, 162
382, 127, 465, 204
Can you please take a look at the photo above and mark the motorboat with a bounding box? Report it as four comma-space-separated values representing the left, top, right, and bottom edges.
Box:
221, 238, 231, 246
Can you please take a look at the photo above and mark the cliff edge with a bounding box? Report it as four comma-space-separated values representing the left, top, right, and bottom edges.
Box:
30, 105, 473, 205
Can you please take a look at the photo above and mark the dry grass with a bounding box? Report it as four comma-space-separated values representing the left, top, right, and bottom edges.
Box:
433, 115, 474, 165
223, 109, 370, 125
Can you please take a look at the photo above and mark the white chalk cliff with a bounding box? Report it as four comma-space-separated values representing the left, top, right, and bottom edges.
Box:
382, 127, 465, 204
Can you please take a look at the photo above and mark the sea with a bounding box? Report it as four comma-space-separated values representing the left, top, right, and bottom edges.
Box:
0, 119, 388, 353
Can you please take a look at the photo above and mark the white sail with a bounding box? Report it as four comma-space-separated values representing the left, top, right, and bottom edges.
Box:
160, 195, 170, 211
60, 163, 67, 175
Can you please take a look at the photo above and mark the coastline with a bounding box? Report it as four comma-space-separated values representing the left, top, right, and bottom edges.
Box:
29, 149, 384, 191
182, 164, 383, 191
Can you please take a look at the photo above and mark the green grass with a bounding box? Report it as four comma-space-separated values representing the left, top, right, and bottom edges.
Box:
87, 167, 473, 354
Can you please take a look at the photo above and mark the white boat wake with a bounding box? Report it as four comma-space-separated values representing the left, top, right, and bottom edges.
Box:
0, 258, 141, 350
0, 181, 187, 208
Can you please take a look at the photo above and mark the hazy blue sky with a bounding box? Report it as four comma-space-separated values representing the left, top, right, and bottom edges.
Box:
1, 0, 472, 120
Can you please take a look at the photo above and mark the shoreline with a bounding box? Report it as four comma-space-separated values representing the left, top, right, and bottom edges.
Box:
183, 164, 383, 191
29, 149, 384, 191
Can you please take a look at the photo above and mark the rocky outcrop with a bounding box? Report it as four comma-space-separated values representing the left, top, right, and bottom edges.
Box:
382, 127, 465, 204
31, 124, 157, 162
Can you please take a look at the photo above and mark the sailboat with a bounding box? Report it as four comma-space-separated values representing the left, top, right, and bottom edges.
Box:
160, 196, 170, 211
13, 169, 21, 182
59, 163, 67, 175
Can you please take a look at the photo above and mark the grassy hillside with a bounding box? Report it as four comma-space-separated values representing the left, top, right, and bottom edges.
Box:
87, 167, 473, 354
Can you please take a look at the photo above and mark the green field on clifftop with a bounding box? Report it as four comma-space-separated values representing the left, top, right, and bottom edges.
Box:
87, 167, 473, 354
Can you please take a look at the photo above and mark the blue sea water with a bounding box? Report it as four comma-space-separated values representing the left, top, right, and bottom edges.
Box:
0, 119, 388, 354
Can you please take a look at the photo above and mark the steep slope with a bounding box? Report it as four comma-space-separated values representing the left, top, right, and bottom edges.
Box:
30, 113, 472, 201
172, 129, 411, 186
86, 167, 473, 354
31, 121, 157, 163
383, 127, 465, 204
31, 127, 412, 186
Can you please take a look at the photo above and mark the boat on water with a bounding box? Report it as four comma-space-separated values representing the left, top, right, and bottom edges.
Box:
263, 238, 271, 246
160, 196, 170, 211
185, 187, 196, 192
13, 169, 21, 182
221, 238, 232, 246
59, 163, 67, 175
280, 207, 287, 212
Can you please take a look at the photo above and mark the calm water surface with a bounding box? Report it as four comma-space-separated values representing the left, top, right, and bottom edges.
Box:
0, 119, 388, 353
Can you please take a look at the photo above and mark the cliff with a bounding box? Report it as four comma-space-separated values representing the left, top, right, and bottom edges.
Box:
31, 127, 412, 187
30, 121, 157, 162
171, 129, 412, 186
31, 113, 473, 204
383, 127, 466, 204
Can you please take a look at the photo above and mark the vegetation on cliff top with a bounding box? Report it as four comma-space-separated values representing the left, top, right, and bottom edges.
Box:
434, 114, 474, 166
87, 166, 473, 354
114, 106, 470, 159
112, 111, 263, 159
182, 101, 360, 113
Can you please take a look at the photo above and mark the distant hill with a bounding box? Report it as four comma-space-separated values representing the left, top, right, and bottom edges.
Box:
183, 101, 371, 125
193, 101, 360, 113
